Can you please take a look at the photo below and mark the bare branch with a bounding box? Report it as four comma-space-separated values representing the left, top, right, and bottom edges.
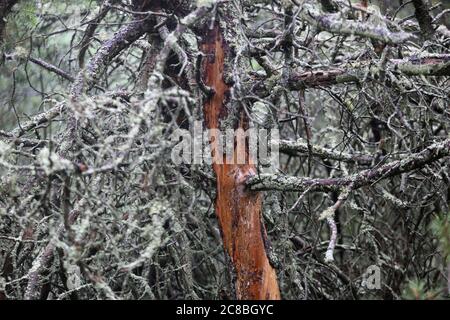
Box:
71, 18, 154, 98
278, 139, 373, 165
301, 4, 414, 45
29, 56, 75, 82
248, 138, 450, 192
289, 54, 450, 88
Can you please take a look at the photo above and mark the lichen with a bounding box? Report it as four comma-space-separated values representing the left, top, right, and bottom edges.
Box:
319, 206, 335, 221
0, 141, 11, 157
196, 0, 215, 8
14, 46, 28, 60
37, 147, 74, 175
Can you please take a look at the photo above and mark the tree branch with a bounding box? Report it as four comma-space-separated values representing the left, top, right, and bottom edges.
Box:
248, 138, 450, 192
9, 103, 66, 138
289, 54, 450, 88
301, 4, 413, 45
77, 0, 114, 68
278, 139, 373, 165
29, 56, 75, 82
71, 18, 154, 98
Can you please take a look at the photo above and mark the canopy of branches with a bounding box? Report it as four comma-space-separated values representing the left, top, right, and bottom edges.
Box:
0, 0, 449, 300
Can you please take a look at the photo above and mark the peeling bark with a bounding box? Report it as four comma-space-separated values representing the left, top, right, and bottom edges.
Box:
201, 24, 280, 300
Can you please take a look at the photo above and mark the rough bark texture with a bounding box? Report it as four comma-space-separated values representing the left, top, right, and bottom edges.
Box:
201, 24, 280, 300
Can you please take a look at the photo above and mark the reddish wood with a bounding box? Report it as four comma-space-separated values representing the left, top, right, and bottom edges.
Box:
201, 24, 280, 300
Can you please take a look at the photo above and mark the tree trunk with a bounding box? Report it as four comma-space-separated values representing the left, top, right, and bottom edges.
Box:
200, 22, 280, 300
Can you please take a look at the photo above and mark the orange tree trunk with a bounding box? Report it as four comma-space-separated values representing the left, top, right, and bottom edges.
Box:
200, 23, 280, 300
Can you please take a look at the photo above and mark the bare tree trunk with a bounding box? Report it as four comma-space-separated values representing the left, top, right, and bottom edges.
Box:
200, 23, 280, 300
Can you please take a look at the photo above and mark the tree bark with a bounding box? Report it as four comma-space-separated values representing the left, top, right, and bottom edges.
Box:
200, 23, 280, 300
